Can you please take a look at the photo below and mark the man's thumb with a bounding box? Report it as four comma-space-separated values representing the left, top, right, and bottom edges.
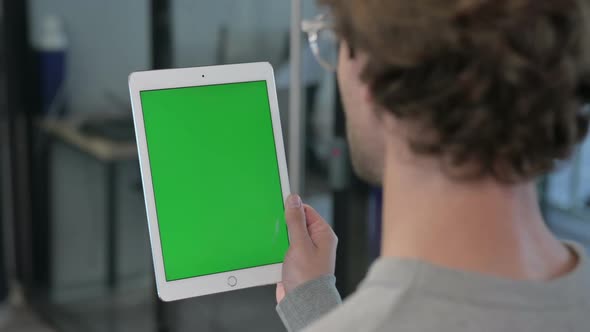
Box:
285, 194, 311, 246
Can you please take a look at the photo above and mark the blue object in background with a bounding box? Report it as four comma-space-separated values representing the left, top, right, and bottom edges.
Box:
36, 15, 67, 115
368, 187, 383, 261
39, 51, 66, 113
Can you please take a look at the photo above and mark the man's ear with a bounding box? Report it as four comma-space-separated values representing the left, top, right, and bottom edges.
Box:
350, 50, 374, 107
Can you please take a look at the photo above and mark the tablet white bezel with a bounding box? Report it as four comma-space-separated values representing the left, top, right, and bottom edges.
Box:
128, 62, 290, 301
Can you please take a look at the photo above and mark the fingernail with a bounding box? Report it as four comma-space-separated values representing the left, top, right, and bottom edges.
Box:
287, 194, 302, 209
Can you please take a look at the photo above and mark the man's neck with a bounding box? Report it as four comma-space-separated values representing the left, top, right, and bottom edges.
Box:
380, 151, 576, 281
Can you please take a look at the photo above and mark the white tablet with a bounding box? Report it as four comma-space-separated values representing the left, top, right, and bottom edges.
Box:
128, 62, 290, 301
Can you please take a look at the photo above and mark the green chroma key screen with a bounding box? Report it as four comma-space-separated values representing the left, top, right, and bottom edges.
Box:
140, 80, 289, 281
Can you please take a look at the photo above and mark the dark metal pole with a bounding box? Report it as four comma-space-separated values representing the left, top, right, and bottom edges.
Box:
151, 0, 172, 70
0, 0, 10, 304
150, 0, 172, 331
106, 163, 117, 289
2, 0, 36, 296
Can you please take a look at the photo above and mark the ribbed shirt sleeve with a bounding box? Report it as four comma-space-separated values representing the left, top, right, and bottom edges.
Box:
276, 275, 342, 332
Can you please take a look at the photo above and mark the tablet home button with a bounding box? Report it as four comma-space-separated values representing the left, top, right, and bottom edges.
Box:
227, 276, 237, 287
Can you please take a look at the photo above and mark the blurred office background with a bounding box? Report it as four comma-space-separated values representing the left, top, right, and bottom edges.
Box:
0, 0, 588, 331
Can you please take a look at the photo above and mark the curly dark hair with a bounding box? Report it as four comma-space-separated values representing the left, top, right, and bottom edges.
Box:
320, 0, 590, 182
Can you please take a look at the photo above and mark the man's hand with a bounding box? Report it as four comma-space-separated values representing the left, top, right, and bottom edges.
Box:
276, 194, 338, 304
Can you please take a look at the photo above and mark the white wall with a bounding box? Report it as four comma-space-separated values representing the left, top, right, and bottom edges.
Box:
172, 0, 319, 67
28, 0, 324, 112
173, 0, 287, 67
29, 0, 150, 113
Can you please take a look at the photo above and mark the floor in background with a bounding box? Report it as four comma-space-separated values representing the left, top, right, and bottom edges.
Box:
0, 306, 55, 332
35, 287, 156, 332
170, 285, 284, 332
31, 283, 284, 332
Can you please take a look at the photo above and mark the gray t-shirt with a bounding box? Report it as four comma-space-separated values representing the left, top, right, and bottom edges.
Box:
277, 242, 590, 332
